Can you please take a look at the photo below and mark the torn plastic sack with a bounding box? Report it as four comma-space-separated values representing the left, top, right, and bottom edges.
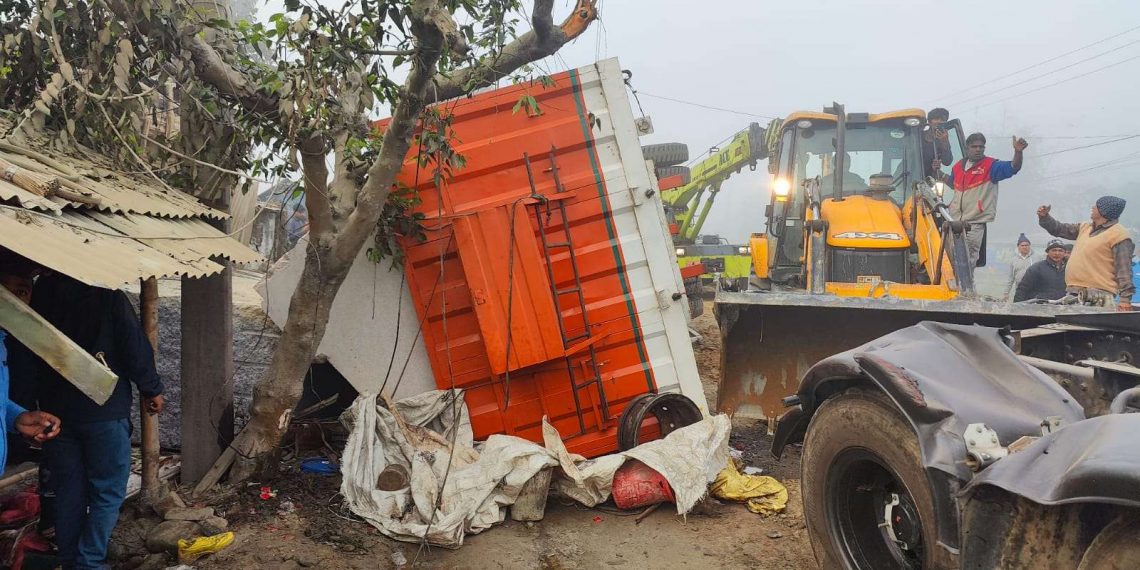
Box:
710, 460, 788, 516
339, 390, 556, 549
543, 414, 731, 514
340, 390, 731, 548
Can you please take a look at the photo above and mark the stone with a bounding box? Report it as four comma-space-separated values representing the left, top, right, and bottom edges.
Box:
145, 520, 200, 553
152, 490, 187, 519
198, 516, 229, 536
164, 507, 216, 522
295, 552, 320, 567
766, 530, 783, 539
137, 552, 170, 570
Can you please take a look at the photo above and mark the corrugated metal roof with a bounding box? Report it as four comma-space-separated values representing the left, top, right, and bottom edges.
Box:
0, 149, 224, 220
0, 207, 224, 288
0, 125, 262, 287
0, 178, 62, 214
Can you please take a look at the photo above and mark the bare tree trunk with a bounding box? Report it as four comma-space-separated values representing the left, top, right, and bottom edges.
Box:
227, 243, 350, 481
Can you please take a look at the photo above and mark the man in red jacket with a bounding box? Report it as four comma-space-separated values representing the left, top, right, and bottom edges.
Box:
940, 133, 1029, 281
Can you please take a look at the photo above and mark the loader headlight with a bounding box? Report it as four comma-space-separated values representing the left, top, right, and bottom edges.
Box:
904, 117, 922, 127
737, 246, 751, 255
676, 248, 686, 257
773, 178, 791, 198
933, 181, 947, 198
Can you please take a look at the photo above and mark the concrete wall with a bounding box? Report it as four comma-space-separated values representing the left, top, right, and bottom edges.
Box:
259, 236, 436, 399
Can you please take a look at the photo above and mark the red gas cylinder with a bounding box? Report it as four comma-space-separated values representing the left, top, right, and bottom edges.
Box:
611, 459, 675, 510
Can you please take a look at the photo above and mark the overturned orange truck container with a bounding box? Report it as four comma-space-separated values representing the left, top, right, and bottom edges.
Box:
384, 59, 709, 457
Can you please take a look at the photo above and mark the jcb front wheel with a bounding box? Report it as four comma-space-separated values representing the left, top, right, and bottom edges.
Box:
802, 391, 955, 570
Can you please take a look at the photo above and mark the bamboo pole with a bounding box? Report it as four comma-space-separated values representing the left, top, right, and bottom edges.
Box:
140, 277, 162, 505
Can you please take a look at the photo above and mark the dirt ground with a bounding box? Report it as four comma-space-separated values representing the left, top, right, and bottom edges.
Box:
130, 301, 815, 569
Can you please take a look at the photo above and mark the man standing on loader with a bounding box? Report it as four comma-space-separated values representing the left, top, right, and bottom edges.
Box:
1038, 196, 1134, 310
922, 107, 953, 177
941, 133, 1029, 280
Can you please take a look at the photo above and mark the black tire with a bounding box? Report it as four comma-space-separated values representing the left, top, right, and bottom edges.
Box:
641, 142, 689, 168
655, 165, 691, 185
802, 390, 956, 570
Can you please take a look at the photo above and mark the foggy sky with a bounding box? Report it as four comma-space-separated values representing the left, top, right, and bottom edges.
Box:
261, 0, 1140, 247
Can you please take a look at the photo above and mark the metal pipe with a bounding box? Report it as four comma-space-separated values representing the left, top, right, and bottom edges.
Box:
832, 102, 846, 201
688, 184, 721, 239
810, 232, 827, 295
1018, 355, 1095, 381
1110, 386, 1140, 414
140, 277, 161, 505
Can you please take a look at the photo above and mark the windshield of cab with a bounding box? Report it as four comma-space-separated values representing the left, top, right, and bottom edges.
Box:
789, 119, 921, 203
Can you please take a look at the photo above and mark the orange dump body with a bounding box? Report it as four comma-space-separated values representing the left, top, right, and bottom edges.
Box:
377, 60, 706, 457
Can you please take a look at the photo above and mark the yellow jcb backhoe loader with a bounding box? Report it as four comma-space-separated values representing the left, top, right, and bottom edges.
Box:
716, 103, 1099, 420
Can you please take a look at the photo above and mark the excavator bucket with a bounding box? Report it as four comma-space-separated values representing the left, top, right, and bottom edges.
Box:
714, 291, 1093, 421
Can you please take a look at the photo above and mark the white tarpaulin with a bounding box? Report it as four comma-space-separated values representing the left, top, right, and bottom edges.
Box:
340, 391, 731, 549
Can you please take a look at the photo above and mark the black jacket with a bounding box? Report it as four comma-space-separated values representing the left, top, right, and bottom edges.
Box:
1014, 259, 1068, 302
27, 275, 163, 423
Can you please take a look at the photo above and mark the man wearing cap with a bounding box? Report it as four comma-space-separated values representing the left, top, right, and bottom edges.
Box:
1014, 240, 1068, 302
1004, 233, 1037, 301
1038, 196, 1134, 310
923, 108, 954, 178
941, 133, 1029, 281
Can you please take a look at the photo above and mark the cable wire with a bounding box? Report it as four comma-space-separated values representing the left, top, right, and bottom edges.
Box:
1037, 134, 1140, 157
943, 37, 1140, 107
637, 92, 778, 119
930, 23, 1140, 104
973, 53, 1140, 110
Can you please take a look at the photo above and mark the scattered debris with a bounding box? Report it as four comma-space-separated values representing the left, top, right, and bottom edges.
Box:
767, 531, 784, 539
258, 487, 276, 500
177, 531, 235, 564
742, 466, 765, 476
277, 501, 296, 516
164, 507, 216, 522
299, 458, 338, 475
390, 548, 408, 567
634, 503, 661, 525
710, 460, 788, 516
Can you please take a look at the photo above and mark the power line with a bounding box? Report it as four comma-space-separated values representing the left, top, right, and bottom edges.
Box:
974, 53, 1140, 110
1038, 134, 1140, 157
930, 23, 1140, 104
1039, 150, 1140, 180
943, 38, 1140, 107
637, 91, 778, 119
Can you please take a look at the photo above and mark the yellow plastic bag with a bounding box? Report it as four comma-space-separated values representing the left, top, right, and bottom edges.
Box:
178, 531, 235, 563
710, 460, 788, 516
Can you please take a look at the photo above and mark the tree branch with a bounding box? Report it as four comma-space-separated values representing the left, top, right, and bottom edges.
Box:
105, 0, 279, 117
298, 138, 334, 240
429, 0, 598, 102
331, 0, 453, 266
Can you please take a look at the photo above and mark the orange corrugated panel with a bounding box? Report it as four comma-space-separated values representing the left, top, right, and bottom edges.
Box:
453, 206, 565, 374
383, 61, 703, 457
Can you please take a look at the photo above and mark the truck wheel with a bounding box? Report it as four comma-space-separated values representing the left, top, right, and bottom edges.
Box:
641, 143, 689, 168
1077, 515, 1140, 569
655, 165, 691, 185
802, 390, 955, 570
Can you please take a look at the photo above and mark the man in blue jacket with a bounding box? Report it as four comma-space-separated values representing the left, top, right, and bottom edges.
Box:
30, 274, 164, 570
0, 255, 63, 473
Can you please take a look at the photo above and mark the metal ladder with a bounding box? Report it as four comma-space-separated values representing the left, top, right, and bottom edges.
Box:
524, 148, 609, 434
